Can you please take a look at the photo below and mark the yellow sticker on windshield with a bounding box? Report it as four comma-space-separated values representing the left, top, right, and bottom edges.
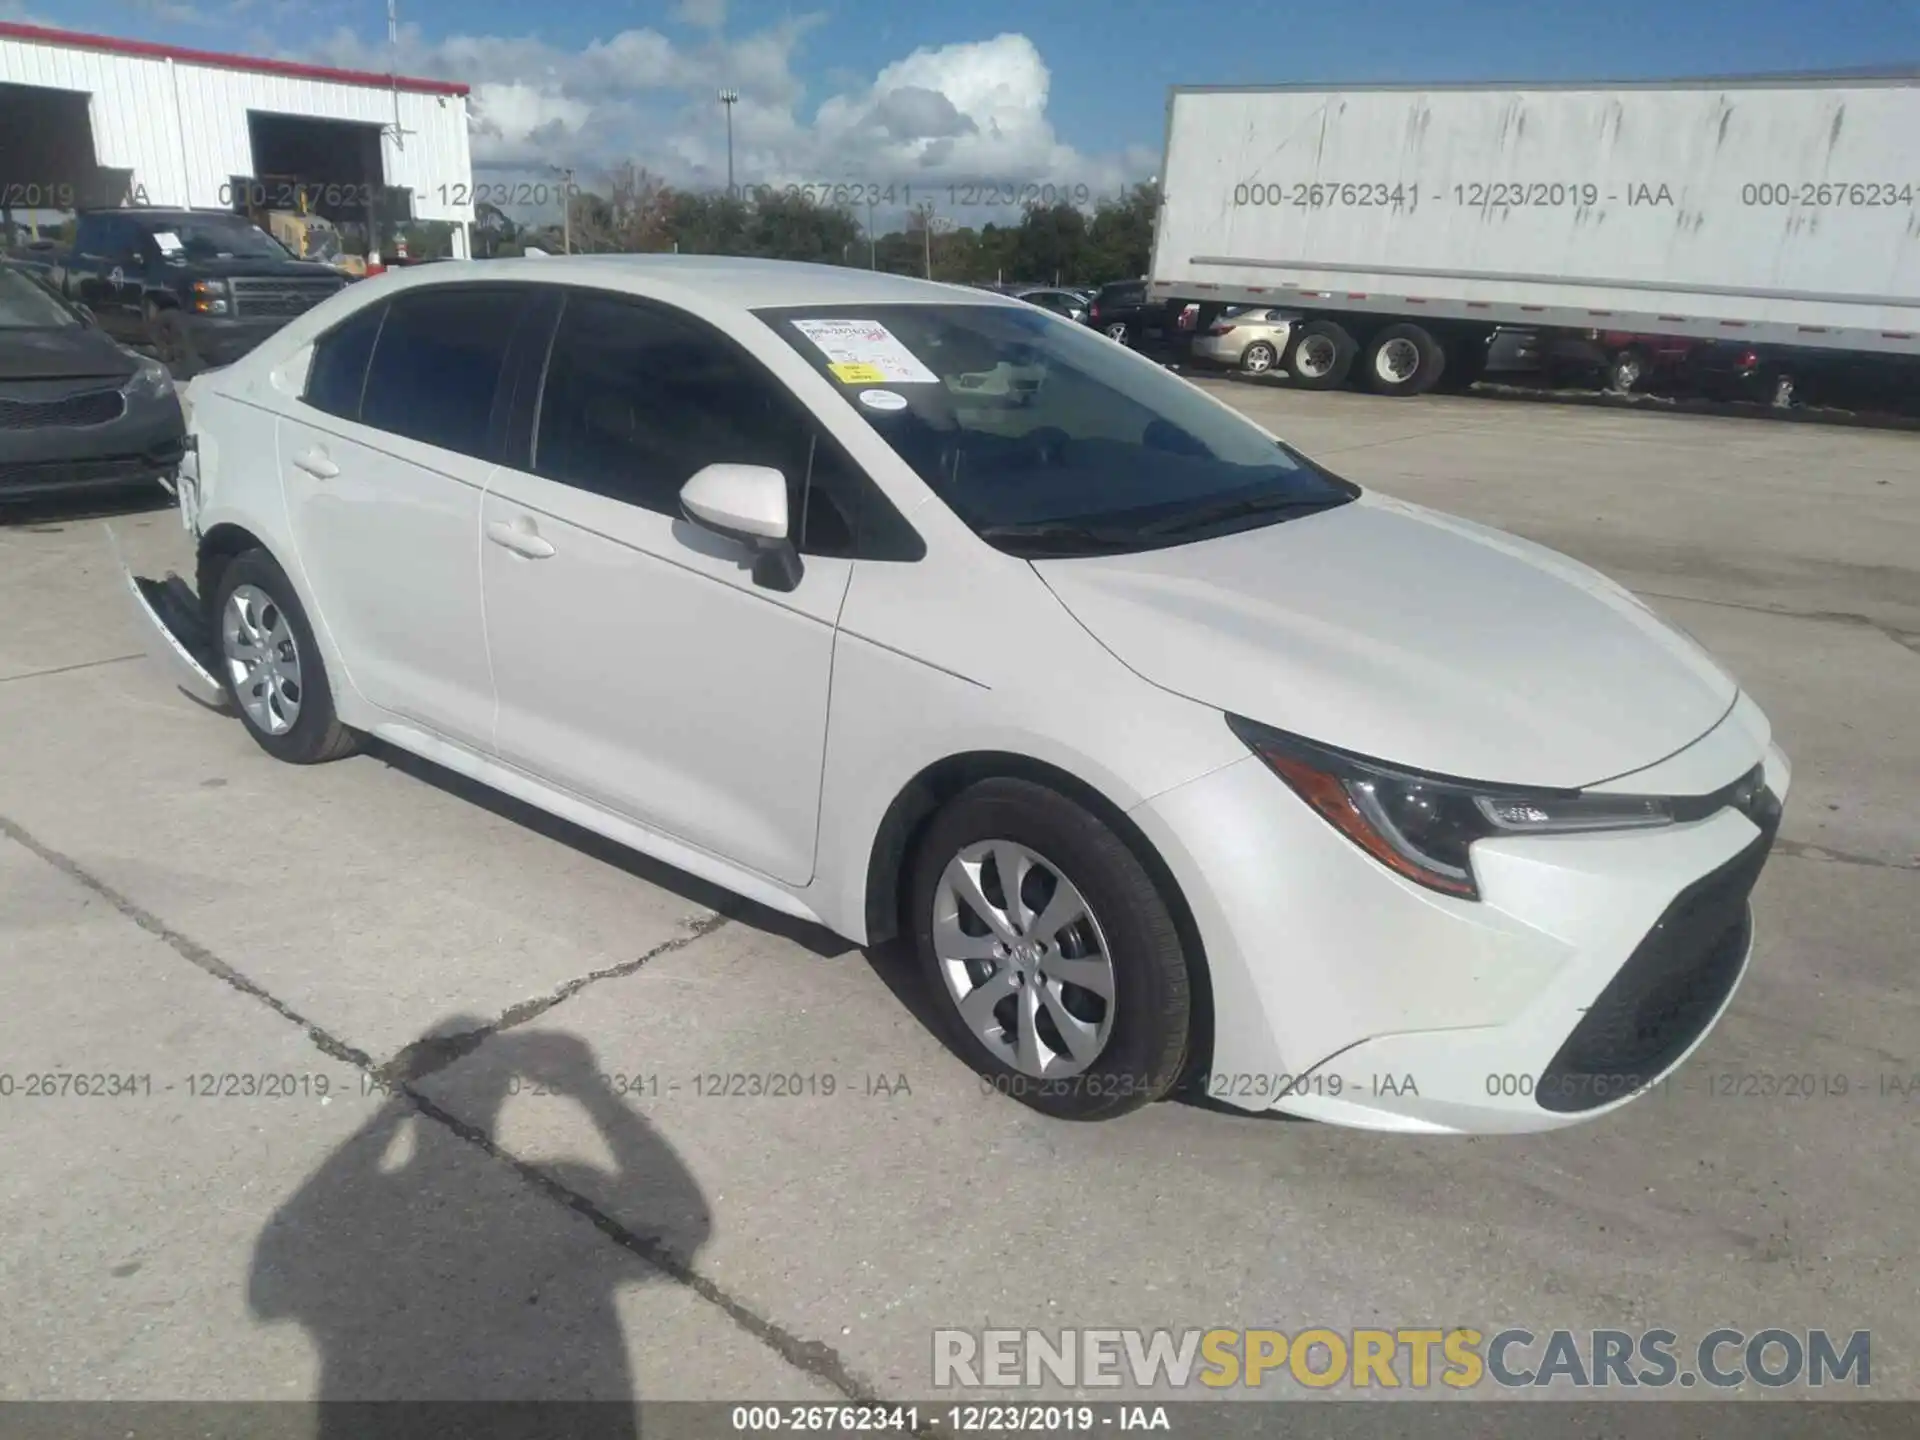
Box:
828, 361, 888, 383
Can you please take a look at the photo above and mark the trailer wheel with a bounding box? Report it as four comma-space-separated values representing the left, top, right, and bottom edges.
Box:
1606, 347, 1649, 394
1283, 321, 1355, 390
1363, 324, 1446, 397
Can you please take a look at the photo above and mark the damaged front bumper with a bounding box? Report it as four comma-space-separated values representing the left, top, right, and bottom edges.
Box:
106, 449, 229, 713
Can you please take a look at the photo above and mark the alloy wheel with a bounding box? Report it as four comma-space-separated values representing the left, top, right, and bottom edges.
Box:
932, 840, 1117, 1078
222, 583, 303, 735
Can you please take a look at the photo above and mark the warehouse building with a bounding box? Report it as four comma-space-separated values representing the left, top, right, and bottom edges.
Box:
0, 20, 475, 258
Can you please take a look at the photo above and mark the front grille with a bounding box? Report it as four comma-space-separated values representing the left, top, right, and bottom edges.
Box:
0, 452, 173, 492
229, 277, 342, 320
1536, 814, 1779, 1114
0, 389, 126, 430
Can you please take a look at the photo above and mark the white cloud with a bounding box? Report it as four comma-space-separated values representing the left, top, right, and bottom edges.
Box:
300, 21, 1152, 221
672, 0, 727, 31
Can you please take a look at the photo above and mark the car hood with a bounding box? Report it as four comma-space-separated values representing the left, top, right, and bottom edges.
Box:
0, 325, 139, 382
1033, 493, 1738, 788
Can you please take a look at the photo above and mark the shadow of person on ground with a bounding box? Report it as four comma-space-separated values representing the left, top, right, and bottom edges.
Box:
248, 1018, 710, 1438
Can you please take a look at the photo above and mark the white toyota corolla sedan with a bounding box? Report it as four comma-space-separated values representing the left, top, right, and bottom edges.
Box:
122, 256, 1788, 1132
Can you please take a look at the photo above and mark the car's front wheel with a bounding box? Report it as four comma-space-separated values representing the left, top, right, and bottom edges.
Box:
909, 778, 1191, 1120
210, 548, 358, 764
1240, 340, 1279, 374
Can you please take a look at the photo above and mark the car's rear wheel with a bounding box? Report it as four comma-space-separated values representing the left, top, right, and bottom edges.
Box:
210, 549, 358, 764
1104, 320, 1131, 345
1283, 320, 1356, 390
908, 778, 1190, 1120
1606, 346, 1649, 394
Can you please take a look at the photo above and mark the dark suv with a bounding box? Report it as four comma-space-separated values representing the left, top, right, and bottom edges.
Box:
50, 210, 346, 377
1084, 280, 1159, 346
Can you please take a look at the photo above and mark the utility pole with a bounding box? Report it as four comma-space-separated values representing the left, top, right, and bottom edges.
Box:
718, 90, 739, 194
550, 165, 573, 253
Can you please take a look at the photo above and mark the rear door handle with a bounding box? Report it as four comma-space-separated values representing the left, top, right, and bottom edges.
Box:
486, 518, 556, 559
292, 448, 338, 479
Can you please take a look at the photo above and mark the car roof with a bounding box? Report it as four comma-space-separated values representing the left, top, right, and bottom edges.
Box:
390, 254, 1021, 313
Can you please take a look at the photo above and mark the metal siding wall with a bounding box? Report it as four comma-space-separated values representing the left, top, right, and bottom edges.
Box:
1, 38, 472, 221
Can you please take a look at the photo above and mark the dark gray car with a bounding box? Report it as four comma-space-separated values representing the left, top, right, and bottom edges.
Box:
1, 263, 187, 502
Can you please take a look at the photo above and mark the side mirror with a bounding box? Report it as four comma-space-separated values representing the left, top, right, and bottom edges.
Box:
679, 462, 804, 592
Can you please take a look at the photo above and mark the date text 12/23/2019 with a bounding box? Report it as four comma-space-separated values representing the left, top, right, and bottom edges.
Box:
1229, 179, 1919, 210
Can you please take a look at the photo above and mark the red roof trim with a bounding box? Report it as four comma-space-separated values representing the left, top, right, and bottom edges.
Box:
0, 21, 469, 96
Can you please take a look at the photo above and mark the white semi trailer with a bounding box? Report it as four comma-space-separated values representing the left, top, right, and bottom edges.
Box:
1148, 77, 1920, 399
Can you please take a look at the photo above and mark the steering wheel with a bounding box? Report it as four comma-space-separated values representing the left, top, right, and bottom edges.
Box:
1019, 427, 1071, 468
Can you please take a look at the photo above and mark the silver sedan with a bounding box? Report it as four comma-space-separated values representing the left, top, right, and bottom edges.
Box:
1191, 307, 1295, 374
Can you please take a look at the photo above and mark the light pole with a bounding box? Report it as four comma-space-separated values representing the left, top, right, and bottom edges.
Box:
549, 164, 573, 253
718, 89, 739, 195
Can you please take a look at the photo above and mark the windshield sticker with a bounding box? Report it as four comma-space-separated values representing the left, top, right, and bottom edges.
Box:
857, 388, 909, 411
792, 319, 940, 383
152, 231, 184, 255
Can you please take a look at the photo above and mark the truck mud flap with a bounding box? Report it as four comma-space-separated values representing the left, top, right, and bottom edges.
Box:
104, 525, 230, 713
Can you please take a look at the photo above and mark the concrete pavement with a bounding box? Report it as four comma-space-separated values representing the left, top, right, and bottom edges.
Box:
1, 390, 1913, 1413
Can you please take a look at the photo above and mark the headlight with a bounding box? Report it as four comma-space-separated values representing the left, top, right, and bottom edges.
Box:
190, 279, 229, 315
124, 357, 175, 401
1226, 715, 1681, 900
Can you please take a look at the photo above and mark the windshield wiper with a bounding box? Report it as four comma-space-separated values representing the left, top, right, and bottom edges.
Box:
1137, 492, 1345, 537
975, 520, 1141, 553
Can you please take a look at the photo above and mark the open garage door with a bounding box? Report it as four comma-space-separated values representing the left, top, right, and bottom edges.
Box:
0, 82, 136, 226
236, 111, 410, 270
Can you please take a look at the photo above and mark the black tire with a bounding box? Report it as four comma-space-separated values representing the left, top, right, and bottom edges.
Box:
908, 777, 1191, 1121
1282, 320, 1356, 390
1606, 346, 1649, 394
1361, 323, 1446, 397
208, 548, 358, 764
1433, 330, 1488, 392
1240, 339, 1279, 375
1103, 320, 1131, 346
148, 305, 205, 381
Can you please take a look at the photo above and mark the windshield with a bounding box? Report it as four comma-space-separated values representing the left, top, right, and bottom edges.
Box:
141, 215, 291, 261
0, 266, 79, 328
759, 302, 1357, 555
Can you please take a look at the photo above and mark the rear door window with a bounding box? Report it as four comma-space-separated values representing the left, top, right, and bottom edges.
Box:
359, 286, 530, 459
303, 302, 386, 423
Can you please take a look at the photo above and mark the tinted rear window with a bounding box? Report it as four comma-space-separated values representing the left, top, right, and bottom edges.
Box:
359, 287, 529, 459
303, 302, 385, 422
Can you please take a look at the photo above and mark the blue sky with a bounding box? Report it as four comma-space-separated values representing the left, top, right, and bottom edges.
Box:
21, 0, 1920, 197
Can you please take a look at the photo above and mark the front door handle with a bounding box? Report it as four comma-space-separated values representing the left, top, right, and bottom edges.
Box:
292, 448, 339, 479
486, 518, 556, 559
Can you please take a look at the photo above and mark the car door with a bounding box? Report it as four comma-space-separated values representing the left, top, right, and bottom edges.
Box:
278, 283, 540, 750
480, 288, 857, 886
68, 215, 143, 343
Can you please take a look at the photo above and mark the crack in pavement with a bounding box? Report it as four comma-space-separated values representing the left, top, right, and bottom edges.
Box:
1637, 589, 1920, 657
0, 653, 145, 685
1774, 837, 1920, 873
0, 810, 877, 1407
380, 913, 732, 1086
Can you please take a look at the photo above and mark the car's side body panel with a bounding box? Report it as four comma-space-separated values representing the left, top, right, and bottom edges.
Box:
277, 411, 496, 750
479, 468, 852, 888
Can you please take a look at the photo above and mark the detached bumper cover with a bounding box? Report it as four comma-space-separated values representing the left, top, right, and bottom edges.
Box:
104, 522, 228, 712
